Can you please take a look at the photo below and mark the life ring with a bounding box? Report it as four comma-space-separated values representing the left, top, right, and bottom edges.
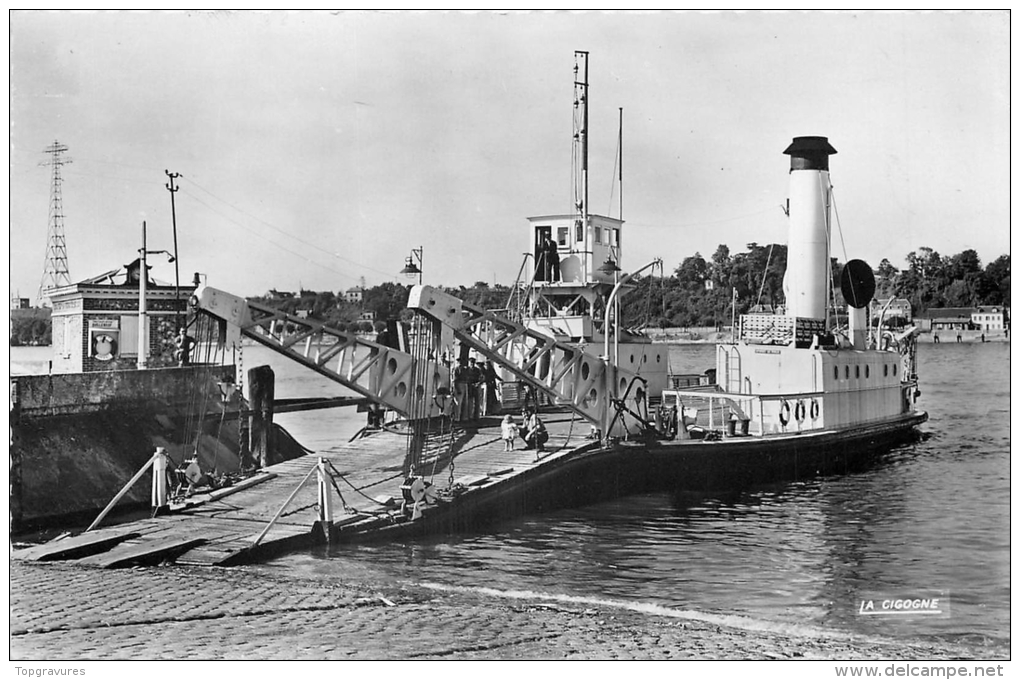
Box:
794, 400, 806, 422
779, 400, 791, 426
809, 398, 820, 420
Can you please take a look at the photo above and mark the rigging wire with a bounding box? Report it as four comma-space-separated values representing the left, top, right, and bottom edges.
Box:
755, 243, 776, 310
178, 188, 360, 282
182, 174, 398, 279
829, 184, 850, 263
607, 129, 620, 217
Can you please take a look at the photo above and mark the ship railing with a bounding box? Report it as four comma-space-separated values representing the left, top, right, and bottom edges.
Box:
662, 388, 827, 437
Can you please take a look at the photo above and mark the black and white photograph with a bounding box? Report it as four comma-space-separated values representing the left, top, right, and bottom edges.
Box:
9, 10, 1010, 671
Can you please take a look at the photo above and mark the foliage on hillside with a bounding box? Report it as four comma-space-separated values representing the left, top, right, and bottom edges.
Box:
10, 308, 52, 346
248, 245, 1009, 332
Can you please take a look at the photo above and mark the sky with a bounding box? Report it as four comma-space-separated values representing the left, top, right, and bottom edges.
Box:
8, 10, 1011, 302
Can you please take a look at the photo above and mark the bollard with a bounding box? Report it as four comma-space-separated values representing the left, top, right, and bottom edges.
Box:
151, 447, 169, 515
316, 457, 334, 543
248, 366, 275, 468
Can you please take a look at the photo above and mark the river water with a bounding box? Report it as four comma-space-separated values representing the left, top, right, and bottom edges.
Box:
10, 340, 1010, 655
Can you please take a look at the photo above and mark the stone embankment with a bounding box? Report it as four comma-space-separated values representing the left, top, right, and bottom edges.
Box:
10, 560, 991, 661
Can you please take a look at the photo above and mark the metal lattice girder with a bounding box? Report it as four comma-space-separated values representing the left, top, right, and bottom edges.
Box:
191, 286, 450, 420
407, 285, 642, 428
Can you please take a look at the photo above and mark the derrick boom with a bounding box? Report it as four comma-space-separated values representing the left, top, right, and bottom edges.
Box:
191, 286, 450, 420
407, 284, 645, 432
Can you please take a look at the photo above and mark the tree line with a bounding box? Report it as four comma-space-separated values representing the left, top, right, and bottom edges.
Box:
626, 244, 1010, 329
252, 244, 1008, 333
10, 245, 1009, 346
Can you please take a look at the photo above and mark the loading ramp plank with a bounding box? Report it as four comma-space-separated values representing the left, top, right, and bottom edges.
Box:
13, 528, 142, 562
76, 536, 209, 569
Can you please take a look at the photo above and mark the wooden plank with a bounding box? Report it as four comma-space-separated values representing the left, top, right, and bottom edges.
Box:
76, 536, 209, 569
456, 474, 491, 487
169, 471, 277, 510
13, 529, 141, 562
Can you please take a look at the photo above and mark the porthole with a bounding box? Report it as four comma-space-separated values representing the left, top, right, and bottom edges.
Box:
893, 364, 898, 377
630, 354, 635, 364
855, 365, 860, 379
865, 365, 870, 379
845, 366, 850, 379
643, 355, 648, 363
833, 366, 839, 381
656, 354, 662, 363
884, 364, 889, 377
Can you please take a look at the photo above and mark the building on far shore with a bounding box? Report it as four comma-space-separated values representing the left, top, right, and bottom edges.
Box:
344, 286, 364, 304
916, 306, 1010, 333
870, 297, 913, 324
46, 258, 195, 373
971, 306, 1008, 331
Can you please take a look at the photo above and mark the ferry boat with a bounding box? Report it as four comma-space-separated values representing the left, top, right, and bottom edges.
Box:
401, 52, 926, 494
184, 51, 927, 545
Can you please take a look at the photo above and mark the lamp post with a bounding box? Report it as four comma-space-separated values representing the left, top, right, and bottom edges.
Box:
401, 246, 423, 285
137, 220, 175, 369
165, 170, 181, 330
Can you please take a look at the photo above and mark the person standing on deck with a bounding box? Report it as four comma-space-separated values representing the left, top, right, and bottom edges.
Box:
544, 236, 561, 282
463, 357, 482, 421
480, 360, 500, 416
453, 359, 470, 421
501, 415, 519, 451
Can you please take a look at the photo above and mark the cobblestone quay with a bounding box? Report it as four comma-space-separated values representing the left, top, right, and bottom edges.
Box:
11, 560, 981, 661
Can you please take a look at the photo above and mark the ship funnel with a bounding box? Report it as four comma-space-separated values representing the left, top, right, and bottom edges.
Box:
782, 136, 837, 323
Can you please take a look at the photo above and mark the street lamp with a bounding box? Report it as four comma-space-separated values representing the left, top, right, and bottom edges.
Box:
137, 220, 175, 370
597, 257, 621, 276
401, 246, 423, 285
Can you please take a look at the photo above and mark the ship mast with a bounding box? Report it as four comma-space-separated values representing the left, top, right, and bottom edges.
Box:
573, 50, 589, 280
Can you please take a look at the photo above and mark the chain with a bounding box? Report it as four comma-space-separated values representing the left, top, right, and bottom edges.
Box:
237, 342, 244, 398
236, 342, 246, 468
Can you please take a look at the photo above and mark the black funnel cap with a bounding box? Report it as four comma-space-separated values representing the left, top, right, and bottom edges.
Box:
784, 136, 837, 171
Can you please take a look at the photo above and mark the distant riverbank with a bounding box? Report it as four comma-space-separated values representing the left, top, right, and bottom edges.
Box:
646, 327, 732, 344
647, 328, 1011, 345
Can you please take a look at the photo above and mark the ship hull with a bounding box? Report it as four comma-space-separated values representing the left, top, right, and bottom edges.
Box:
332, 410, 928, 544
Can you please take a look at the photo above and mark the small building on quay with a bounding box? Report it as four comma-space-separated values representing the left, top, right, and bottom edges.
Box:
46, 258, 195, 373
